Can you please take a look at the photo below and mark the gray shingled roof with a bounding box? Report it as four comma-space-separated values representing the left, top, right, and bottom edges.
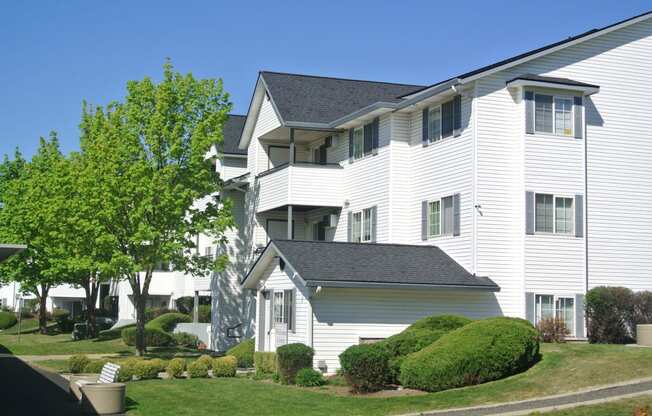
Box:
221, 114, 247, 155
507, 74, 600, 88
261, 71, 424, 124
255, 240, 498, 289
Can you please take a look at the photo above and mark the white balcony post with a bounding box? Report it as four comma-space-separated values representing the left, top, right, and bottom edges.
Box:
289, 128, 295, 166
287, 205, 293, 240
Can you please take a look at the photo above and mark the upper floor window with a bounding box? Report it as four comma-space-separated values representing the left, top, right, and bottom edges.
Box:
352, 127, 364, 160
535, 94, 574, 137
427, 195, 455, 238
422, 95, 461, 146
349, 118, 379, 161
535, 193, 574, 234
204, 246, 213, 258
350, 206, 376, 243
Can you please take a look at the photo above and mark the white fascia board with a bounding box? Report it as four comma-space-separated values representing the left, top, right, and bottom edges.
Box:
304, 280, 500, 292
506, 79, 600, 95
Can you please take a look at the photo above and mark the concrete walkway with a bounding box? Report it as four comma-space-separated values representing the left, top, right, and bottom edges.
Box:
400, 378, 652, 416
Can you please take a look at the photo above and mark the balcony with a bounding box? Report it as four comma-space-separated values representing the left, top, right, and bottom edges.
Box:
255, 162, 344, 213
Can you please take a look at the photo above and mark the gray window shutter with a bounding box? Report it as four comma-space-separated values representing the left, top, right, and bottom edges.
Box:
524, 91, 534, 134
574, 96, 583, 139
363, 123, 373, 155
575, 294, 585, 338
372, 117, 379, 154
348, 129, 354, 161
371, 206, 377, 243
347, 211, 353, 242
422, 108, 429, 147
441, 100, 454, 138
453, 95, 462, 136
421, 200, 428, 241
525, 191, 535, 235
525, 292, 535, 325
453, 193, 461, 236
575, 194, 584, 238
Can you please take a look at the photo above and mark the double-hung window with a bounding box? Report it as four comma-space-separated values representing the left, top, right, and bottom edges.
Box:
535, 193, 574, 234
427, 195, 454, 237
426, 98, 456, 142
351, 208, 373, 243
352, 127, 364, 160
535, 294, 574, 333
427, 106, 442, 142
535, 94, 574, 137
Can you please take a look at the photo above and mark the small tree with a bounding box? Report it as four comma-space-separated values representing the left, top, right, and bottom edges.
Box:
79, 61, 233, 354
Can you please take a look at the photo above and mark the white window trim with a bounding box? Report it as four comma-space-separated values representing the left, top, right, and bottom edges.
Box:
351, 208, 373, 243
427, 195, 454, 239
535, 293, 576, 335
534, 193, 575, 235
534, 93, 574, 137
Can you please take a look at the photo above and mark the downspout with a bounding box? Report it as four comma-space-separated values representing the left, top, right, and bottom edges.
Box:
584, 103, 589, 295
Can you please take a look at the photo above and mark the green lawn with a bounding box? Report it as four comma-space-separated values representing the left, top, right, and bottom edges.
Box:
124, 343, 652, 416
0, 332, 131, 355
532, 395, 652, 415
0, 318, 56, 335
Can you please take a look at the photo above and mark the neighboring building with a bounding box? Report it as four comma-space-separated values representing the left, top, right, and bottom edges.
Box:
215, 11, 652, 373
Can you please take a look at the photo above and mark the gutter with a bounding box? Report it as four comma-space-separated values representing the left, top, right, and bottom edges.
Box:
304, 280, 500, 292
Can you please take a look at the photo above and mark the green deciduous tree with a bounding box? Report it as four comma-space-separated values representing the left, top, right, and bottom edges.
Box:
79, 61, 233, 354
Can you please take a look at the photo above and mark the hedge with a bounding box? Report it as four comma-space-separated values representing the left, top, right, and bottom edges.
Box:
227, 338, 254, 368
196, 354, 213, 370
585, 286, 639, 343
121, 326, 173, 347
84, 359, 109, 374
276, 343, 314, 385
117, 358, 140, 382
399, 317, 540, 392
135, 360, 161, 380
166, 358, 186, 378
188, 360, 209, 378
171, 332, 199, 348
339, 343, 390, 393
98, 324, 135, 340
213, 356, 237, 377
0, 311, 17, 329
144, 307, 172, 322
254, 352, 276, 376
147, 313, 191, 332
68, 355, 91, 374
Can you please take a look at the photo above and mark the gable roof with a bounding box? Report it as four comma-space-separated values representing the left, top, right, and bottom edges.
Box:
220, 114, 247, 155
242, 240, 499, 291
506, 74, 600, 89
260, 71, 424, 125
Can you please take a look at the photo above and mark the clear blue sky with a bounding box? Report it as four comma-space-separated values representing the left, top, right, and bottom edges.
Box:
1, 1, 649, 158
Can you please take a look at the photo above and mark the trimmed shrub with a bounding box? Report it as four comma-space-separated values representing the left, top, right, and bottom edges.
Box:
0, 311, 17, 329
399, 317, 540, 392
212, 355, 237, 377
254, 352, 276, 376
144, 307, 172, 322
537, 317, 569, 343
83, 359, 109, 374
53, 308, 74, 332
407, 315, 473, 332
296, 368, 325, 387
148, 358, 168, 372
117, 358, 139, 382
196, 354, 213, 369
276, 343, 314, 385
68, 355, 91, 374
585, 286, 635, 343
166, 358, 186, 378
339, 343, 390, 393
187, 360, 209, 378
198, 305, 211, 323
147, 312, 191, 332
135, 360, 161, 380
172, 332, 199, 348
227, 338, 254, 368
121, 326, 173, 347
98, 324, 135, 340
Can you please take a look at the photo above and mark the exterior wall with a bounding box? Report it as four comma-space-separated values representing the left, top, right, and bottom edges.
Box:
311, 287, 501, 374
220, 156, 247, 182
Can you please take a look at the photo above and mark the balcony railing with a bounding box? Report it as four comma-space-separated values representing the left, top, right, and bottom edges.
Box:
255, 162, 344, 213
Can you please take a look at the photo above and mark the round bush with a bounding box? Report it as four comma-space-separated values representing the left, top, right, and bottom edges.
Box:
121, 326, 173, 347
147, 313, 191, 332
276, 343, 314, 385
148, 358, 168, 372
196, 354, 213, 370
144, 307, 172, 322
172, 332, 199, 348
135, 360, 161, 380
254, 352, 276, 376
68, 355, 91, 374
296, 368, 325, 387
227, 338, 254, 368
0, 311, 17, 329
117, 358, 140, 382
187, 360, 209, 378
399, 317, 540, 392
198, 305, 211, 323
585, 286, 635, 344
166, 358, 186, 378
212, 355, 237, 377
83, 359, 109, 374
339, 343, 390, 393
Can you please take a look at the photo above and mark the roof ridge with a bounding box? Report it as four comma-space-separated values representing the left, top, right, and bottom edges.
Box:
273, 239, 443, 250
260, 70, 425, 89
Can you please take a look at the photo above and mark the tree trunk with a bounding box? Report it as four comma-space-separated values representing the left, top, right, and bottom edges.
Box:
82, 276, 100, 338
37, 284, 49, 334
134, 292, 147, 356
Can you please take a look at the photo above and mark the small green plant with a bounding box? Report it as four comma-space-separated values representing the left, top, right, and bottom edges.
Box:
196, 354, 213, 369
227, 339, 254, 368
276, 343, 314, 385
254, 352, 276, 376
339, 344, 390, 393
166, 358, 186, 378
121, 326, 173, 347
117, 358, 140, 382
0, 311, 17, 329
187, 360, 209, 378
68, 355, 91, 374
295, 368, 326, 387
172, 332, 199, 348
135, 360, 161, 380
83, 359, 109, 374
212, 355, 237, 377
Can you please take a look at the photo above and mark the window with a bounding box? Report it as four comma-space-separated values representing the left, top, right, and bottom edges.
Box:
535, 294, 574, 333
428, 107, 441, 142
204, 246, 213, 258
427, 195, 454, 237
352, 127, 364, 160
273, 290, 294, 331
426, 98, 455, 141
555, 197, 574, 234
535, 193, 574, 235
535, 94, 574, 136
441, 100, 454, 138
351, 208, 373, 243
273, 292, 285, 324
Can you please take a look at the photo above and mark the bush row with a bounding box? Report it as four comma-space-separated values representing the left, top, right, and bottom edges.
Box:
585, 286, 652, 344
